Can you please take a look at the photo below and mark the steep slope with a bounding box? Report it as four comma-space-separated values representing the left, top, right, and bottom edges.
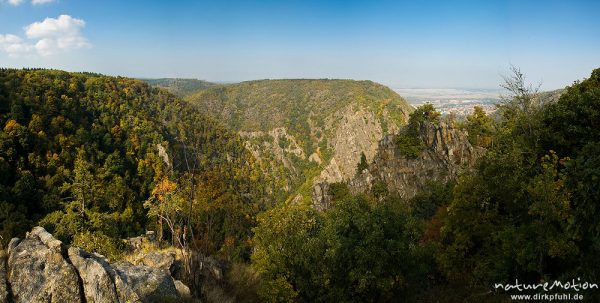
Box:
186, 79, 413, 202
143, 78, 217, 97
0, 69, 265, 253
346, 121, 483, 205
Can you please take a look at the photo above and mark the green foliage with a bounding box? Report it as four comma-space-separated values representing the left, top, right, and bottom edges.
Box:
395, 104, 440, 158
542, 68, 600, 157
328, 182, 350, 201
437, 67, 600, 291
409, 180, 453, 220
355, 152, 369, 176
407, 103, 441, 133
143, 78, 216, 97
252, 193, 428, 302
371, 180, 389, 201
395, 133, 425, 158
72, 230, 125, 261
258, 276, 297, 303
224, 263, 263, 303
464, 106, 494, 147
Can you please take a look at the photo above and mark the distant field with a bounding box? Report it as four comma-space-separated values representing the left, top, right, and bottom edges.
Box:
393, 88, 506, 116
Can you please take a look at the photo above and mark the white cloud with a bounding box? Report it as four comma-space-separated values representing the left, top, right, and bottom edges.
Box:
7, 0, 25, 6
0, 34, 34, 57
2, 0, 55, 6
26, 15, 86, 39
0, 15, 91, 57
31, 0, 56, 4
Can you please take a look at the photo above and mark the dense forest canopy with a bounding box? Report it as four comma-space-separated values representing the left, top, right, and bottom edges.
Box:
0, 68, 268, 260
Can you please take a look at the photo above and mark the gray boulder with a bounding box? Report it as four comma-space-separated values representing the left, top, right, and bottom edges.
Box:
7, 226, 82, 303
114, 261, 180, 302
174, 279, 191, 298
139, 251, 176, 273
68, 247, 121, 303
0, 250, 8, 303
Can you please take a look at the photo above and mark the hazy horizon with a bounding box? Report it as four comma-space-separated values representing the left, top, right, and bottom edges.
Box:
2, 0, 599, 90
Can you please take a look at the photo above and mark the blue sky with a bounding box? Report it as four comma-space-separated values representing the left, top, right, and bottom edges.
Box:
1, 0, 599, 89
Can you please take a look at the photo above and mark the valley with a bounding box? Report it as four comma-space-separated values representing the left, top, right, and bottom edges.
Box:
0, 67, 599, 302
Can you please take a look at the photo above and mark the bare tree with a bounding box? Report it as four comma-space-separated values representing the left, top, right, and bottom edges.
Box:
500, 65, 541, 114
499, 65, 543, 148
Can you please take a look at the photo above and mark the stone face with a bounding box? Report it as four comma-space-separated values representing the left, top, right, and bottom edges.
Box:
314, 120, 484, 209
319, 106, 385, 182
348, 121, 484, 201
139, 251, 176, 274
68, 247, 120, 303
308, 105, 407, 206
7, 227, 82, 303
114, 261, 179, 302
4, 227, 189, 303
312, 182, 332, 211
174, 280, 191, 298
0, 250, 8, 303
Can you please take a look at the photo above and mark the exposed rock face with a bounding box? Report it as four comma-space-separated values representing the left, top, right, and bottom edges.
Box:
113, 261, 179, 302
314, 121, 484, 209
317, 106, 386, 183
138, 251, 176, 274
5, 227, 188, 303
68, 247, 123, 303
7, 226, 82, 303
0, 250, 8, 303
312, 182, 332, 211
354, 121, 483, 198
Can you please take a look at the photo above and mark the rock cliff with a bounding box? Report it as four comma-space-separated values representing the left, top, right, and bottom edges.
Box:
313, 120, 484, 209
0, 227, 190, 303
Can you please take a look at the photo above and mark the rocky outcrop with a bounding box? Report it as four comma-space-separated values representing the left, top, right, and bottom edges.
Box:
68, 247, 130, 303
7, 227, 82, 303
316, 106, 386, 183
312, 182, 332, 211
137, 251, 176, 274
314, 120, 484, 209
4, 227, 189, 303
113, 261, 179, 302
355, 121, 483, 198
0, 250, 8, 303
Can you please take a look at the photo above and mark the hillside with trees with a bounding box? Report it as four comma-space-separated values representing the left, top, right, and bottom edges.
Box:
0, 69, 268, 262
186, 79, 413, 203
143, 78, 217, 97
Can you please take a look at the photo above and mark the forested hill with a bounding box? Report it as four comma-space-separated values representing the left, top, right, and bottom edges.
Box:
0, 69, 267, 259
142, 78, 217, 97
186, 79, 412, 136
186, 79, 413, 202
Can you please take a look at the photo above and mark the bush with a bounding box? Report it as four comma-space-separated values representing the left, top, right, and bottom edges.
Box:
396, 133, 426, 158
395, 104, 440, 158
72, 231, 125, 261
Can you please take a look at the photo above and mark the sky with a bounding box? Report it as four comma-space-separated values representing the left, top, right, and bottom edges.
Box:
1, 0, 599, 89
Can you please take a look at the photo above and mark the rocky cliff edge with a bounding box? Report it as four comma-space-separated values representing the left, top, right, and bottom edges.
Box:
0, 227, 190, 303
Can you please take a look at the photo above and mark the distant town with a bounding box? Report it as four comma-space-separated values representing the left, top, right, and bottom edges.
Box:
394, 88, 506, 116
